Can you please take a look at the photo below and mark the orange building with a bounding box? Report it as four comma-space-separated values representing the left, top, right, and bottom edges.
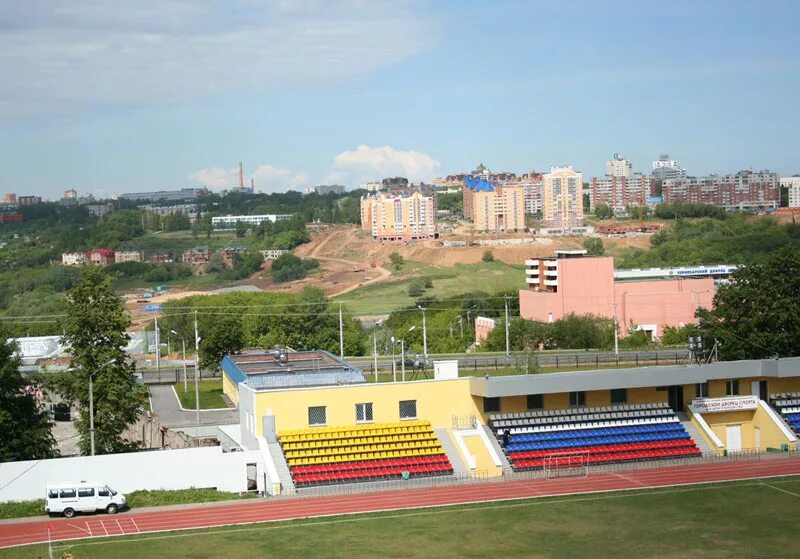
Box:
519, 250, 714, 339
462, 178, 525, 232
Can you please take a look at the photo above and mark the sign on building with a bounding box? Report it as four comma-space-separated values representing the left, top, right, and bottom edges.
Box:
691, 395, 759, 414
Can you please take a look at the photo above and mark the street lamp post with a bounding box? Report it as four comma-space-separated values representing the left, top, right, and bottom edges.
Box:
390, 336, 397, 382
400, 339, 405, 381
418, 305, 428, 359
171, 330, 187, 391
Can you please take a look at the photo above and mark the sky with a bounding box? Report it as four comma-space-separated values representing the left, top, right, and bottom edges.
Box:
1, 0, 799, 199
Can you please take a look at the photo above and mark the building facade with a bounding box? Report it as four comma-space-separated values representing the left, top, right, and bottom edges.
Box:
606, 154, 632, 178
663, 170, 780, 211
360, 191, 436, 241
590, 174, 651, 212
119, 188, 210, 203
182, 247, 210, 264
114, 250, 144, 263
61, 253, 87, 266
17, 196, 42, 206
651, 154, 686, 181
86, 249, 115, 265
211, 214, 293, 230
542, 166, 584, 229
462, 177, 526, 232
781, 176, 800, 208
520, 250, 715, 339
86, 203, 114, 217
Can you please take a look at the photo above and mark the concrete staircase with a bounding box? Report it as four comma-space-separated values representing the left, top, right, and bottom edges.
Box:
481, 424, 513, 470
266, 441, 296, 494
434, 428, 468, 475
678, 412, 716, 455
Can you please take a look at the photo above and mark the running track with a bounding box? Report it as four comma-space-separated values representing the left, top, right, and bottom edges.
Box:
3, 456, 800, 549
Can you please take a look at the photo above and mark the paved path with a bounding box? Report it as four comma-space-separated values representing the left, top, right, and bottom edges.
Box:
148, 385, 238, 428
4, 455, 800, 549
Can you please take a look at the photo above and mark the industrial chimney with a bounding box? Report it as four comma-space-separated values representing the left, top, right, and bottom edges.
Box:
238, 162, 244, 188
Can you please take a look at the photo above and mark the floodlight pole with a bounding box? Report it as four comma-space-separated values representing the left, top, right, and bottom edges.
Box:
504, 297, 511, 357
418, 306, 428, 359
338, 303, 344, 359
154, 315, 160, 371
194, 310, 200, 443
401, 339, 405, 382
372, 330, 378, 383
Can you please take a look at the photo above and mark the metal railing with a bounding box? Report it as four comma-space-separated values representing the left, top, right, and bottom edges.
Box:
269, 470, 490, 500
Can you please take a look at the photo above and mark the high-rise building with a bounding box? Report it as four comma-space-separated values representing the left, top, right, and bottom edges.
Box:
360, 191, 436, 241
590, 174, 651, 212
651, 154, 686, 181
542, 166, 584, 229
606, 154, 632, 178
664, 170, 780, 211
781, 176, 800, 208
462, 178, 526, 232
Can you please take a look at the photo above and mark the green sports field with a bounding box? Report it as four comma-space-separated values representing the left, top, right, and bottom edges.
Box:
8, 477, 800, 558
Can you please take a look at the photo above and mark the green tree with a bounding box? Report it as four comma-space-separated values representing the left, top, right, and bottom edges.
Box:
696, 247, 800, 360
482, 250, 495, 262
389, 252, 405, 272
0, 328, 56, 461
56, 266, 145, 455
199, 316, 245, 370
234, 220, 248, 238
594, 203, 614, 220
583, 237, 605, 256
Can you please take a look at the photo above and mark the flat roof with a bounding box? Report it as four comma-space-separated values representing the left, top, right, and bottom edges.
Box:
469, 357, 800, 398
222, 350, 365, 391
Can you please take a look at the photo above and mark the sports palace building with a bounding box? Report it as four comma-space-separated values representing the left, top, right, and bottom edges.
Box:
221, 349, 800, 494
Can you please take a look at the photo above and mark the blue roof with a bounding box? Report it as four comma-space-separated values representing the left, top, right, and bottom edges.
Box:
464, 176, 495, 192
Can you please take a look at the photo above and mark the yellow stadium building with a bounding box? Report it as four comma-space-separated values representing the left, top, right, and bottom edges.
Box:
221, 351, 800, 494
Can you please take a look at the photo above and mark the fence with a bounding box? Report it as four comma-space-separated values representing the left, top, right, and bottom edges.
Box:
271, 470, 491, 500
362, 351, 692, 377
140, 368, 221, 385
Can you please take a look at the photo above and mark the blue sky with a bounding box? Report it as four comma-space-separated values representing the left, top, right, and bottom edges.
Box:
1, 0, 799, 198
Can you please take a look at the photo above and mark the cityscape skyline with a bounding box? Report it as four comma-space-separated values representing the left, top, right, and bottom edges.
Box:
2, 1, 799, 198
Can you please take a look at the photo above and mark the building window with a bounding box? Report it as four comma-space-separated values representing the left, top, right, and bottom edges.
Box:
484, 397, 501, 413
569, 391, 586, 407
695, 382, 709, 398
355, 402, 374, 423
726, 380, 739, 396
610, 388, 627, 405
308, 406, 327, 427
399, 400, 417, 420
527, 394, 544, 410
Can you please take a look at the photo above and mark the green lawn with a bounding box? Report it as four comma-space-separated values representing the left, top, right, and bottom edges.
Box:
173, 380, 231, 409
334, 260, 525, 314
10, 477, 800, 558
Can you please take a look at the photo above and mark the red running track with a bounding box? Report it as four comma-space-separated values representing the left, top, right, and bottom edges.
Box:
3, 456, 800, 549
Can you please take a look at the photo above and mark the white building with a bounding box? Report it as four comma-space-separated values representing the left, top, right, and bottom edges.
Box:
781, 176, 800, 208
211, 214, 292, 230
61, 252, 87, 266
651, 154, 687, 181
606, 154, 632, 178
114, 250, 144, 263
361, 182, 383, 193
261, 249, 290, 260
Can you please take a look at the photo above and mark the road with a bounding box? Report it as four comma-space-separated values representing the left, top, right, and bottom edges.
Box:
148, 385, 238, 428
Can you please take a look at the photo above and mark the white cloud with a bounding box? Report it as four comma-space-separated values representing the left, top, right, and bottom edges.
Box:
0, 1, 438, 117
188, 164, 308, 193
329, 145, 440, 185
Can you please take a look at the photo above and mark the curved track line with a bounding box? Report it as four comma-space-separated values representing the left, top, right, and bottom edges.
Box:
3, 456, 800, 549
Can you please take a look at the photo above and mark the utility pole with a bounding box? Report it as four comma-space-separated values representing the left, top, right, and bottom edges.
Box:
504, 296, 511, 357
612, 300, 619, 356
372, 329, 378, 383
418, 305, 428, 359
401, 339, 405, 381
338, 303, 344, 359
154, 315, 160, 371
194, 310, 200, 444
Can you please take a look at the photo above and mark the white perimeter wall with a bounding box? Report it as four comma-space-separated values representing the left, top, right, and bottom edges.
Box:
0, 447, 262, 502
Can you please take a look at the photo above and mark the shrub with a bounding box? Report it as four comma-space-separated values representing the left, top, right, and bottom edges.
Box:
482, 250, 494, 262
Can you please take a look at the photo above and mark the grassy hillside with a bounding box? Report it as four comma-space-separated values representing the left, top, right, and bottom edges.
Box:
334, 260, 524, 314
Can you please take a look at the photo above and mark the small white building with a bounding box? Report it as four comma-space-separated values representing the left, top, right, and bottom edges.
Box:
61, 252, 87, 266
211, 214, 293, 230
261, 249, 290, 260
114, 250, 144, 263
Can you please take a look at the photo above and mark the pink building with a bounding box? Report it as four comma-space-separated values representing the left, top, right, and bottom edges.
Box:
519, 250, 714, 339
474, 317, 497, 344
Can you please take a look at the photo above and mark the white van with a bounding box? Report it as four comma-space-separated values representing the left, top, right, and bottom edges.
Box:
45, 482, 127, 518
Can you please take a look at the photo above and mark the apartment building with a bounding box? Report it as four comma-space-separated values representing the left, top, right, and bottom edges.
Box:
590, 174, 651, 212
781, 176, 800, 208
663, 170, 780, 211
606, 153, 632, 178
17, 196, 42, 206
119, 188, 210, 203
462, 177, 526, 232
542, 166, 584, 229
360, 191, 436, 241
86, 249, 115, 265
651, 154, 687, 181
